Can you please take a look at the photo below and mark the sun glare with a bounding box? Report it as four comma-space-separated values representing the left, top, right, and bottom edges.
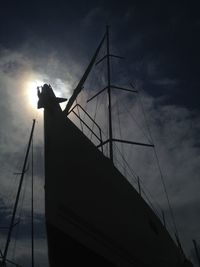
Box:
24, 75, 71, 112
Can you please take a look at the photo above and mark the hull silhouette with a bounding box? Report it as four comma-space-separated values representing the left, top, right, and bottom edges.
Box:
41, 85, 188, 266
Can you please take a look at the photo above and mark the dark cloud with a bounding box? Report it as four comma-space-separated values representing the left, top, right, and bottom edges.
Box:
0, 1, 199, 266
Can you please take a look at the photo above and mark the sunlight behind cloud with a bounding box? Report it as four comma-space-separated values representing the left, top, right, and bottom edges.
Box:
26, 79, 44, 109
24, 73, 72, 113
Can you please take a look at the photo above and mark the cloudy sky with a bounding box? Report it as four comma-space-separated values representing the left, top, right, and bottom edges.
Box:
0, 1, 200, 266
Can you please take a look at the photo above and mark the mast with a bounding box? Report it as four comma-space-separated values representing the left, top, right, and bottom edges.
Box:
86, 27, 152, 162
106, 25, 113, 163
31, 138, 34, 267
1, 119, 36, 266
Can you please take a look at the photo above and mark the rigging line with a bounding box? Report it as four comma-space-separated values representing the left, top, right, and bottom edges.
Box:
113, 143, 162, 220
115, 144, 162, 221
81, 88, 92, 125
116, 97, 126, 175
121, 98, 152, 144
11, 164, 30, 263
113, 143, 163, 221
98, 92, 109, 157
153, 147, 179, 236
138, 89, 179, 237
113, 141, 164, 219
137, 90, 154, 144
105, 92, 109, 158
84, 56, 107, 139
84, 42, 106, 102
2, 174, 19, 225
2, 120, 36, 265
4, 123, 36, 215
3, 153, 30, 218
116, 143, 161, 211
82, 92, 89, 123
89, 88, 99, 141
90, 87, 105, 141
82, 51, 106, 133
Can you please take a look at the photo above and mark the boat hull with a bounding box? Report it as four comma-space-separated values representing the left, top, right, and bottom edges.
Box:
43, 106, 185, 267
46, 222, 117, 266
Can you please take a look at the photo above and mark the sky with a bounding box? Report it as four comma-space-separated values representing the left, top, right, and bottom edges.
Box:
0, 0, 200, 266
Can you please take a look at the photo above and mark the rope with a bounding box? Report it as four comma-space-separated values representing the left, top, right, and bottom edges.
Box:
137, 89, 179, 237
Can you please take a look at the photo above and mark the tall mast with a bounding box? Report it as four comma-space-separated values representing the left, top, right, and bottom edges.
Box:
106, 25, 113, 163
31, 138, 34, 267
2, 119, 36, 266
87, 27, 149, 162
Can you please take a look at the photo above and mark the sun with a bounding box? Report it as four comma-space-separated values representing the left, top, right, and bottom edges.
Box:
26, 79, 44, 109
24, 75, 70, 112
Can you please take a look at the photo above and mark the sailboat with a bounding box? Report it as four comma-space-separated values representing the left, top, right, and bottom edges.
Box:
0, 24, 194, 266
36, 27, 195, 267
